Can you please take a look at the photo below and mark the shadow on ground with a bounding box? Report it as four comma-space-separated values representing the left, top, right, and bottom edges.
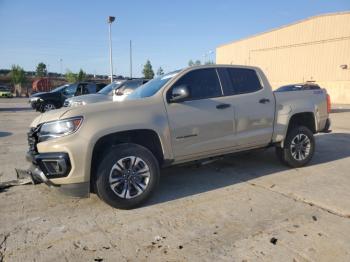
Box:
0, 131, 12, 137
147, 133, 350, 206
0, 108, 32, 112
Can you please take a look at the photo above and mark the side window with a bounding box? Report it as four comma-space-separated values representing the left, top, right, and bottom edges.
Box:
225, 68, 262, 95
172, 68, 222, 101
86, 84, 96, 93
82, 86, 90, 94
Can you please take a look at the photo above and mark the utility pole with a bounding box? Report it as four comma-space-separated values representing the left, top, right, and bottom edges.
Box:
107, 16, 115, 83
130, 40, 133, 79
59, 58, 63, 77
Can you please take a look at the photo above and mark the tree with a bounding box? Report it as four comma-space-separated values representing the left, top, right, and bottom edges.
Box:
10, 65, 26, 96
188, 60, 194, 67
205, 60, 215, 65
65, 70, 77, 83
36, 62, 47, 77
77, 69, 86, 82
194, 60, 201, 66
157, 67, 164, 76
142, 60, 154, 79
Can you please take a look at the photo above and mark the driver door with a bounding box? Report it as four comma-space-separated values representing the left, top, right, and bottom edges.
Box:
165, 68, 237, 160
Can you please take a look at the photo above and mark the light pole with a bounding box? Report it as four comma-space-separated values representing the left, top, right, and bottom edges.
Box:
203, 50, 213, 64
59, 58, 63, 77
130, 40, 133, 79
107, 16, 115, 83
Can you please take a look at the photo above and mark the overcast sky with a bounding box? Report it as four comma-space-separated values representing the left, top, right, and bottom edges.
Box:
0, 0, 349, 76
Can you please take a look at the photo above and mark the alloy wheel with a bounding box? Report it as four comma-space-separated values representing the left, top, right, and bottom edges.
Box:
44, 103, 56, 111
109, 156, 151, 199
290, 134, 311, 161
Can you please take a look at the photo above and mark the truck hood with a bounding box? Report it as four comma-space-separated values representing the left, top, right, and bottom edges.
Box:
66, 93, 111, 105
30, 107, 75, 127
30, 96, 159, 127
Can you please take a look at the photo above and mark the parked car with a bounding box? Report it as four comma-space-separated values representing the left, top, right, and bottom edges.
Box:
29, 82, 106, 112
64, 79, 148, 107
0, 85, 13, 98
275, 83, 321, 92
24, 65, 331, 209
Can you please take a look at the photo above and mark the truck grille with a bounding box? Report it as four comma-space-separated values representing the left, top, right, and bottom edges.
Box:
27, 127, 39, 153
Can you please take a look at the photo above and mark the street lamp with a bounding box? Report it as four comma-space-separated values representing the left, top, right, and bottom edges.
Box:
107, 16, 115, 83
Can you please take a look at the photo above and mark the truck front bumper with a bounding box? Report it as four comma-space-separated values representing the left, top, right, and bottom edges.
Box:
24, 151, 89, 198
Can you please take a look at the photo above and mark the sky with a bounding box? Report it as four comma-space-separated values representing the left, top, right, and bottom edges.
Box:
0, 0, 349, 77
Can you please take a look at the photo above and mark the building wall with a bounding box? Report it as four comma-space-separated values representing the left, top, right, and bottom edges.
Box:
216, 12, 350, 104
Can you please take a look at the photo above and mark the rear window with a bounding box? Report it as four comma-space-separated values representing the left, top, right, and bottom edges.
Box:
225, 68, 262, 95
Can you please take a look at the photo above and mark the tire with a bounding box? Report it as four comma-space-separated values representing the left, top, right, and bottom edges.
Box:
95, 143, 160, 209
41, 102, 56, 112
275, 126, 315, 168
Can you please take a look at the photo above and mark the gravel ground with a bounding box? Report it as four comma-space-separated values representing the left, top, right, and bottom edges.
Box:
1, 98, 350, 262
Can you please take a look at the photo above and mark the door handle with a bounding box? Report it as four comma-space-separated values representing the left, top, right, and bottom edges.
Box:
259, 98, 270, 104
216, 103, 231, 109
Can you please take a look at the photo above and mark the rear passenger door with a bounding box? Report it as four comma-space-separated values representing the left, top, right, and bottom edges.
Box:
218, 67, 275, 148
165, 68, 237, 160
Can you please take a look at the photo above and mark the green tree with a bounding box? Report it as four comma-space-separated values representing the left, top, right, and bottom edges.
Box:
205, 60, 215, 65
156, 67, 164, 76
194, 60, 201, 66
77, 69, 86, 82
65, 70, 77, 83
142, 60, 154, 79
188, 60, 194, 67
36, 62, 47, 77
10, 65, 26, 96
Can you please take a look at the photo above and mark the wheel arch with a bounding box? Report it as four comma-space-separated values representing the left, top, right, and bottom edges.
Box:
90, 129, 165, 191
287, 112, 316, 134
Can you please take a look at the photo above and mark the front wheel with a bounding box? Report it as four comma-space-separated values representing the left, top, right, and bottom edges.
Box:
275, 126, 315, 168
95, 143, 160, 209
42, 102, 56, 112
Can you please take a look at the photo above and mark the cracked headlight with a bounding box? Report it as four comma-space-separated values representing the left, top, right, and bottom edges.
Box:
38, 117, 83, 142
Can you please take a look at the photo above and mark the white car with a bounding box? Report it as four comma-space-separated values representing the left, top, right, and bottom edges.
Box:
64, 79, 148, 107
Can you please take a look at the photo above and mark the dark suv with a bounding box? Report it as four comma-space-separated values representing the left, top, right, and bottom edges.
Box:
29, 82, 106, 112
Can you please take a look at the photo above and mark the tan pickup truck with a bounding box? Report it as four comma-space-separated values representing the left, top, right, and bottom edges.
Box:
25, 65, 331, 209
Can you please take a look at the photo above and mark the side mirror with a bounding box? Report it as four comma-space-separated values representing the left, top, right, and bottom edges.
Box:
170, 85, 189, 103
114, 89, 123, 96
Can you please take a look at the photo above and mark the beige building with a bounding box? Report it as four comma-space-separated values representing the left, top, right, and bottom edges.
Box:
216, 12, 350, 104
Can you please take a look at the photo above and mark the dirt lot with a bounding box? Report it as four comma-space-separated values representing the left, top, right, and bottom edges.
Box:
1, 98, 350, 262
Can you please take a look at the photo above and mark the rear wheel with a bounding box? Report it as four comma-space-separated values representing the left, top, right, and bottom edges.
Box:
275, 126, 315, 168
95, 143, 160, 209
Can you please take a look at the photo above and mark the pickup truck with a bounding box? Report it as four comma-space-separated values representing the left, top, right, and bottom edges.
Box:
29, 82, 106, 112
24, 65, 331, 209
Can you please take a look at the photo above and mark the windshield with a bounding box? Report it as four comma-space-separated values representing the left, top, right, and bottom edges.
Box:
50, 84, 69, 93
127, 71, 180, 100
98, 81, 124, 95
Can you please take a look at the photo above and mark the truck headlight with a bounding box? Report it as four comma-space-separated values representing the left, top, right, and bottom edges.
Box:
38, 117, 83, 142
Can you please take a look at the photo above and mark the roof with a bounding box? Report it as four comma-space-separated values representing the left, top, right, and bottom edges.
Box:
217, 11, 350, 48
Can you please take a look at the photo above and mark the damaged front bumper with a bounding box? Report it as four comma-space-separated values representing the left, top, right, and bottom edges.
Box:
20, 151, 89, 198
